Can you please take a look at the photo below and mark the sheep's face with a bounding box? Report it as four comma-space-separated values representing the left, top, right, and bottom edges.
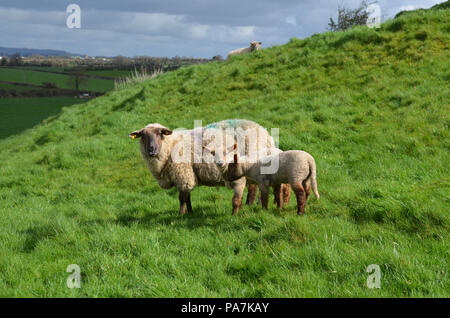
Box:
129, 124, 172, 157
250, 41, 262, 51
206, 145, 244, 182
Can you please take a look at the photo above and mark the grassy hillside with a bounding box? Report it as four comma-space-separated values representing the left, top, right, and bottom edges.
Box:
0, 8, 448, 297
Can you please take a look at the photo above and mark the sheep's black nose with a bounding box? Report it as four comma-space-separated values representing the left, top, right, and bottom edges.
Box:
217, 160, 224, 167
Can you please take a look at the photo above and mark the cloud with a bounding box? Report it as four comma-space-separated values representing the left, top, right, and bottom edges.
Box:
285, 16, 297, 26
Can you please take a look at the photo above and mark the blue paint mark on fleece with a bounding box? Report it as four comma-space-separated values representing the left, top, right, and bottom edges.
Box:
206, 119, 243, 129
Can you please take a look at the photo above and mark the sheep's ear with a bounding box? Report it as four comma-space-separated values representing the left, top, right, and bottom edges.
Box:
258, 41, 262, 45
160, 128, 172, 136
129, 130, 143, 140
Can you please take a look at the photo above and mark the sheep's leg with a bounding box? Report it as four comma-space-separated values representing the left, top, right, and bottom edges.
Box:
303, 180, 311, 201
273, 185, 283, 209
178, 191, 190, 215
186, 193, 193, 214
232, 183, 245, 215
282, 184, 291, 204
232, 192, 243, 215
245, 184, 258, 205
259, 185, 270, 210
292, 183, 306, 215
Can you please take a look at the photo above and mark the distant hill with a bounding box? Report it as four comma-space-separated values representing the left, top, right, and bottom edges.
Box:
0, 46, 83, 57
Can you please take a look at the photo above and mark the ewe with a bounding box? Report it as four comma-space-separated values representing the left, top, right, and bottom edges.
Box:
227, 41, 262, 59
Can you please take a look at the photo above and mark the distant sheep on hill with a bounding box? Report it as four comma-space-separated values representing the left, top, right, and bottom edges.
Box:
227, 41, 262, 59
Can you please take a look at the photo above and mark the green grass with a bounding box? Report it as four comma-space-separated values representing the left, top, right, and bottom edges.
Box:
0, 83, 41, 91
0, 67, 114, 92
20, 67, 134, 79
85, 69, 134, 78
0, 7, 449, 297
0, 97, 85, 139
20, 66, 67, 73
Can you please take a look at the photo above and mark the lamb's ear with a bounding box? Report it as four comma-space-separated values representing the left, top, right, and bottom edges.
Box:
258, 41, 262, 45
129, 129, 143, 140
160, 128, 172, 136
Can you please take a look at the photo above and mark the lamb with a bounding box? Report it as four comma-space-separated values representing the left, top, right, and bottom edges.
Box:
129, 119, 281, 215
207, 146, 319, 215
227, 41, 262, 59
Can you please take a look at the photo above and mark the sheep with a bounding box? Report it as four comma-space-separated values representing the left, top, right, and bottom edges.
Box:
129, 119, 278, 215
207, 146, 319, 215
227, 41, 262, 59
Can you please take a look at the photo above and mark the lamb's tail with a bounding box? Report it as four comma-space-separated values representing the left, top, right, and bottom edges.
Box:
309, 157, 320, 199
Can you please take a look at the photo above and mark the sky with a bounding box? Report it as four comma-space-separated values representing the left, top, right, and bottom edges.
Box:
0, 0, 445, 58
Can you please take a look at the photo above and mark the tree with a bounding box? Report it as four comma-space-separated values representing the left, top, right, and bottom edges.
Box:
66, 67, 88, 95
113, 55, 129, 69
328, 1, 369, 31
9, 53, 23, 66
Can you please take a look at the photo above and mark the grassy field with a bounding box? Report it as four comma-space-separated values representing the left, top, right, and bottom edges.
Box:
0, 67, 114, 92
0, 83, 39, 91
85, 69, 134, 78
19, 67, 133, 79
0, 7, 448, 297
0, 97, 85, 139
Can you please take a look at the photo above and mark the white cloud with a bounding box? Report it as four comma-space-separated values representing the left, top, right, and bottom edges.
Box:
285, 16, 297, 26
398, 5, 419, 11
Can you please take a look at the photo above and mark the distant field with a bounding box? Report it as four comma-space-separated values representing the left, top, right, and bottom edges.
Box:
0, 97, 84, 138
17, 67, 134, 79
85, 70, 134, 78
0, 83, 39, 91
0, 68, 114, 92
20, 66, 67, 73
19, 67, 132, 79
